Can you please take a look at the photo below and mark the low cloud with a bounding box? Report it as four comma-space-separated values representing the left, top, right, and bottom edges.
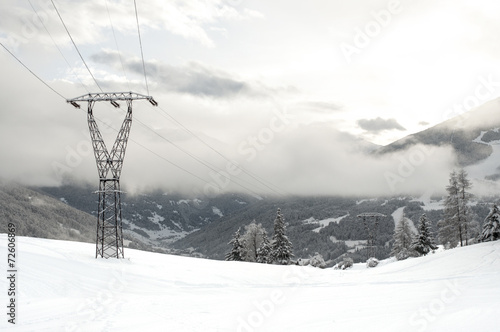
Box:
296, 101, 343, 113
91, 50, 271, 98
233, 124, 455, 197
357, 117, 406, 133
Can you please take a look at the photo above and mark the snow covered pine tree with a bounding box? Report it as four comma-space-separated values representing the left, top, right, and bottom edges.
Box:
411, 214, 438, 256
270, 208, 293, 265
479, 204, 500, 242
225, 227, 244, 261
391, 213, 416, 260
256, 232, 271, 264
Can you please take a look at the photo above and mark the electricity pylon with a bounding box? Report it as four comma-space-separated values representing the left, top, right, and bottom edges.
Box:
357, 212, 386, 259
68, 92, 158, 258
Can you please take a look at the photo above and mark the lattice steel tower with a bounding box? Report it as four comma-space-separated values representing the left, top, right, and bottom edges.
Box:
357, 212, 386, 259
68, 92, 158, 258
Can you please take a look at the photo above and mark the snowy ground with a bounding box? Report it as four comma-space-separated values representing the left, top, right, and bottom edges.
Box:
391, 206, 417, 233
1, 235, 500, 332
303, 214, 349, 233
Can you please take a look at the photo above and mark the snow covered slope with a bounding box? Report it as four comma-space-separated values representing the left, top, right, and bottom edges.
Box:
1, 235, 500, 331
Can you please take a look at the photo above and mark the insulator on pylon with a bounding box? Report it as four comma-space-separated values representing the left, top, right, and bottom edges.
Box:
69, 101, 80, 108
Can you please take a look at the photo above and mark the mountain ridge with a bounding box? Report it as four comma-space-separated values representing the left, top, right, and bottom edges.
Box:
376, 98, 500, 167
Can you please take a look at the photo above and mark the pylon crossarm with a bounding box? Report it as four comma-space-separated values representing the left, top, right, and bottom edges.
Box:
67, 91, 158, 108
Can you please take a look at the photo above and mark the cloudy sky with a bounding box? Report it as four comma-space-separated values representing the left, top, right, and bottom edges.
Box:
1, 0, 499, 196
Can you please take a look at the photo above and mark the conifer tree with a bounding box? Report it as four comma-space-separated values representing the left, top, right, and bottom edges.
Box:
256, 232, 271, 264
437, 218, 456, 249
441, 170, 460, 248
439, 169, 473, 247
270, 208, 293, 265
457, 169, 473, 245
391, 213, 416, 260
411, 214, 438, 256
225, 228, 244, 261
479, 204, 500, 242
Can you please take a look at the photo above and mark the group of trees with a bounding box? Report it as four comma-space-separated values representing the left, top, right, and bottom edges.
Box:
391, 213, 438, 260
438, 169, 500, 247
226, 170, 500, 266
225, 208, 294, 265
392, 169, 500, 260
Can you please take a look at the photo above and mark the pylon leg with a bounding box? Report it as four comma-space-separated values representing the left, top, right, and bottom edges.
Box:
95, 179, 124, 258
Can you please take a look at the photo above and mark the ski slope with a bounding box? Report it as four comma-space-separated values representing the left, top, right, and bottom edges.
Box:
1, 235, 500, 332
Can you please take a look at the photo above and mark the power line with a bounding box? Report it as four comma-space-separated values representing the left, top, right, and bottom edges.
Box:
83, 103, 264, 197
154, 104, 286, 195
87, 99, 271, 196
104, 0, 130, 91
133, 0, 149, 95
0, 43, 208, 189
50, 0, 103, 92
1, 38, 263, 197
132, 114, 264, 196
11, 2, 281, 197
0, 42, 66, 100
84, 110, 211, 186
27, 0, 90, 93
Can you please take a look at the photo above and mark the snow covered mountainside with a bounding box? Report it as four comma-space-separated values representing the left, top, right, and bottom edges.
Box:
172, 196, 491, 262
377, 98, 500, 173
1, 235, 499, 331
34, 184, 260, 248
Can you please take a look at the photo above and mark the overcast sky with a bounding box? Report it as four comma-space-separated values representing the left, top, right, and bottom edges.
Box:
1, 0, 499, 196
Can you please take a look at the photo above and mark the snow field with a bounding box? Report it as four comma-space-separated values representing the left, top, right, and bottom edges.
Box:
1, 235, 500, 331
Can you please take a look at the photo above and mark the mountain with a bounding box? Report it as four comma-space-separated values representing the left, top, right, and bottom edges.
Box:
31, 182, 493, 263
171, 195, 491, 262
25, 98, 500, 261
0, 181, 150, 250
377, 98, 500, 169
2, 235, 500, 331
33, 183, 261, 248
0, 181, 97, 243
